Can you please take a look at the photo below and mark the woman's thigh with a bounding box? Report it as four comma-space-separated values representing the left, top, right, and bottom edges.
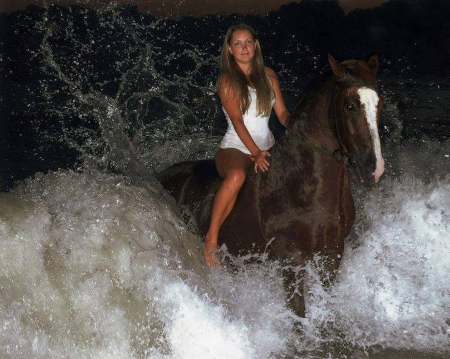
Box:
215, 148, 252, 179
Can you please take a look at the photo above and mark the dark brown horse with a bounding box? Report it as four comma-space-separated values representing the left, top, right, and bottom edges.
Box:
158, 55, 384, 316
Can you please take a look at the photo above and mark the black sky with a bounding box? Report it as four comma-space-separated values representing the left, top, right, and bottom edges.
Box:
0, 0, 390, 17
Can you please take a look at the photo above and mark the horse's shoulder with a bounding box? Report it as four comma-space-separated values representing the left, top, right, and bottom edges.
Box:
157, 159, 220, 204
158, 159, 217, 182
193, 159, 217, 173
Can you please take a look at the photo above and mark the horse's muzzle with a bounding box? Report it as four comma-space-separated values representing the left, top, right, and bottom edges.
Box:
352, 156, 384, 186
372, 158, 385, 183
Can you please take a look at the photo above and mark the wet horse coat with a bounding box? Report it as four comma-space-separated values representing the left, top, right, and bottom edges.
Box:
158, 55, 384, 315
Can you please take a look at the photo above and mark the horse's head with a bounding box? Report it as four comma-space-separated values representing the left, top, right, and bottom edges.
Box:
328, 54, 385, 184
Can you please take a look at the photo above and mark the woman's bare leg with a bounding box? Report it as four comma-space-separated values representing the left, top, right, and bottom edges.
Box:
204, 148, 251, 267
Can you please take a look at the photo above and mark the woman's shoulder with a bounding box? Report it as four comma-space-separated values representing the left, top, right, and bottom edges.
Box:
217, 74, 239, 100
264, 66, 277, 79
217, 74, 232, 91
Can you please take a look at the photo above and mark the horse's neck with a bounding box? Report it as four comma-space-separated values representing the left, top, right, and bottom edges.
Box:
259, 76, 344, 186
291, 79, 340, 153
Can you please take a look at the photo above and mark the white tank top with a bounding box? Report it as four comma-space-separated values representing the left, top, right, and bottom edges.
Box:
219, 87, 275, 155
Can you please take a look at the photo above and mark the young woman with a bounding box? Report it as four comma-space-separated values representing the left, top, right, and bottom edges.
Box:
204, 23, 290, 267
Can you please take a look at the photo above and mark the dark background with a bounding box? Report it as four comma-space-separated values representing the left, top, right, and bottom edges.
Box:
1, 0, 449, 190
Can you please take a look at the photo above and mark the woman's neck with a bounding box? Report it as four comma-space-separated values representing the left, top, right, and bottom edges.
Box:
238, 62, 252, 76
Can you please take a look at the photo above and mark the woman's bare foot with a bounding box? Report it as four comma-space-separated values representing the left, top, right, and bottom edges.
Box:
204, 234, 219, 268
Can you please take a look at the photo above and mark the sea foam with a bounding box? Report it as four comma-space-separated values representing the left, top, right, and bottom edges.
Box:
1, 160, 449, 358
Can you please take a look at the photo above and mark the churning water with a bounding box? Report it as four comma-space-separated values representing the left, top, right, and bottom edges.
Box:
1, 3, 449, 358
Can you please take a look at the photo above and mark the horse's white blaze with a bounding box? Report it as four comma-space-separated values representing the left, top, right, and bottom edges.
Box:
357, 88, 385, 183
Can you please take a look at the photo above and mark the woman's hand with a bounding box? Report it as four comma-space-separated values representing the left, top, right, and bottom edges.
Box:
253, 150, 271, 173
204, 241, 219, 268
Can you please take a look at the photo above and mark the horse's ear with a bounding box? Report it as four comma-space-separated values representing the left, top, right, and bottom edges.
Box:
328, 54, 346, 78
367, 55, 379, 76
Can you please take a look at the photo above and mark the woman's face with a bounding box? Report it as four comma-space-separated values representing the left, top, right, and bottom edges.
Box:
228, 29, 257, 67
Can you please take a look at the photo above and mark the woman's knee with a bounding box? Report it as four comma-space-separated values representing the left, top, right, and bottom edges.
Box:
224, 168, 246, 191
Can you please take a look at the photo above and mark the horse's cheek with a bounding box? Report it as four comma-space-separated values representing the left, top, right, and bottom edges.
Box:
347, 118, 358, 135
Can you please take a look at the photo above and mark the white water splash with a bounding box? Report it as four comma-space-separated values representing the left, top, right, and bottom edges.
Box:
1, 147, 449, 358
303, 173, 450, 354
0, 170, 294, 359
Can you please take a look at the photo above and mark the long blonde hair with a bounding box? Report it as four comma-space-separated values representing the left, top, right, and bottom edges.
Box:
218, 23, 273, 116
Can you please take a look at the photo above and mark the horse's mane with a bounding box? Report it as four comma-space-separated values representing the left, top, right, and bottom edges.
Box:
306, 59, 377, 91
292, 69, 334, 114
305, 68, 334, 91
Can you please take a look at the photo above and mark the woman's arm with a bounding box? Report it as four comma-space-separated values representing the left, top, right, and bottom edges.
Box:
266, 67, 290, 127
218, 76, 271, 172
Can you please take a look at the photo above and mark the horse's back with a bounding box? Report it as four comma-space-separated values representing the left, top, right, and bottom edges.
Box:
157, 160, 216, 200
157, 159, 222, 234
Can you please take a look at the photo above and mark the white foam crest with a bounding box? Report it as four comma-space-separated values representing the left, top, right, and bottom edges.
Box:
149, 276, 253, 359
2, 162, 449, 357
0, 169, 298, 359
0, 169, 206, 358
303, 173, 450, 353
209, 259, 297, 357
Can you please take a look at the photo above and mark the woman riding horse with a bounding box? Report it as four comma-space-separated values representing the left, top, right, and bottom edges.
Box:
158, 53, 384, 316
204, 23, 290, 267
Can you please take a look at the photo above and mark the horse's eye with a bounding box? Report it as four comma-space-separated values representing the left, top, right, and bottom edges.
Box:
346, 103, 355, 111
